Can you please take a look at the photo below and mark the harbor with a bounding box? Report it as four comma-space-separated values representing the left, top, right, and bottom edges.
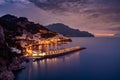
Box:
15, 33, 86, 61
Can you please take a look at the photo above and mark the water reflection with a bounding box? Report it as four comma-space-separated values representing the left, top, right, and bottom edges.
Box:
33, 51, 80, 67
30, 51, 80, 78
15, 37, 120, 80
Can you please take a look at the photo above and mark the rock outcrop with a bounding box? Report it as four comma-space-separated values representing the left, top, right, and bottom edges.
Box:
0, 70, 15, 80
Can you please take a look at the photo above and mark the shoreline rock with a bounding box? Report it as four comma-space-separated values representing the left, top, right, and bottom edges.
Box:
0, 56, 29, 80
0, 70, 15, 80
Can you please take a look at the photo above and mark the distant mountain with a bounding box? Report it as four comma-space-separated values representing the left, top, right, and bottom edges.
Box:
46, 23, 94, 37
114, 33, 120, 37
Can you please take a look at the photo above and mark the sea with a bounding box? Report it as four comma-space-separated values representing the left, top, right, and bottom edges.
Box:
15, 37, 120, 80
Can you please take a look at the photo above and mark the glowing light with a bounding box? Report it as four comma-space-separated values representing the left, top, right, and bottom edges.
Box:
95, 34, 114, 37
25, 54, 29, 56
32, 54, 37, 56
26, 49, 33, 54
39, 52, 46, 56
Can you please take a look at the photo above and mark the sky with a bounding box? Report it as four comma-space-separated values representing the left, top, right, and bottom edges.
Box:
0, 0, 120, 36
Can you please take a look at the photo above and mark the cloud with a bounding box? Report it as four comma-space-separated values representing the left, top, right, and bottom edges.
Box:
28, 0, 90, 12
0, 0, 30, 5
28, 0, 120, 23
108, 27, 120, 31
0, 0, 120, 35
28, 0, 120, 11
0, 0, 5, 5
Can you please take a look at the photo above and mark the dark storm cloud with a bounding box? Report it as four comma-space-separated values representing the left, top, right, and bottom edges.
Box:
28, 0, 120, 10
28, 0, 89, 12
28, 0, 120, 22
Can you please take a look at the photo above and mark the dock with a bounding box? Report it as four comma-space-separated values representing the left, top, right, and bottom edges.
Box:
31, 46, 86, 61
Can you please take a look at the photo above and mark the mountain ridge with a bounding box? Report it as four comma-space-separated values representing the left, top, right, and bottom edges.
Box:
46, 23, 94, 37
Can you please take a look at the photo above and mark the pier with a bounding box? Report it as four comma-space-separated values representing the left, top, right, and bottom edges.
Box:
31, 46, 86, 61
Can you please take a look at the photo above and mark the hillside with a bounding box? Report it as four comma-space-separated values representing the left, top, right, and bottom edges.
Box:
0, 14, 58, 48
0, 14, 57, 38
46, 23, 94, 37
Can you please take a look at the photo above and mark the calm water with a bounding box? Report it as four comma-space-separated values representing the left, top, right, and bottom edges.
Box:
15, 37, 120, 80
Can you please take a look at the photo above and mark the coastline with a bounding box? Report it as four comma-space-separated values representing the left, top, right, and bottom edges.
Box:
0, 46, 85, 80
0, 56, 29, 80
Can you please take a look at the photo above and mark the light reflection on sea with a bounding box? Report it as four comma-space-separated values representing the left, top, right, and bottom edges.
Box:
15, 37, 120, 80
